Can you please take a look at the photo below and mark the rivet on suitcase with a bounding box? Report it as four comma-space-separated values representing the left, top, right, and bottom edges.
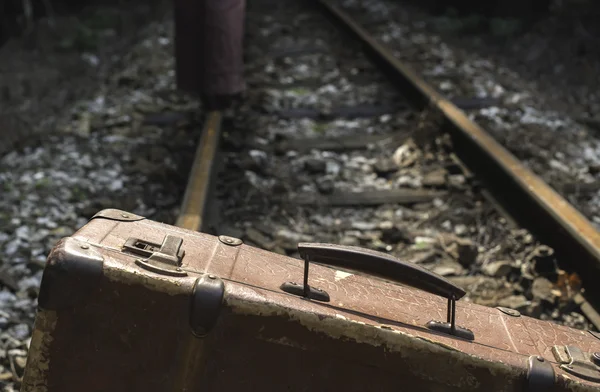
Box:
22, 209, 600, 391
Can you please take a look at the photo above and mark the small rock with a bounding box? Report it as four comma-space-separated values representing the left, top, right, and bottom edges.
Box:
351, 221, 377, 231
304, 158, 326, 174
7, 349, 26, 358
316, 177, 334, 194
562, 311, 590, 330
378, 221, 394, 230
1, 334, 22, 350
513, 229, 534, 245
447, 174, 466, 189
3, 240, 21, 256
379, 114, 391, 123
0, 290, 16, 306
14, 226, 29, 240
76, 112, 91, 138
519, 264, 535, 288
525, 301, 544, 318
378, 209, 395, 221
325, 161, 341, 175
373, 158, 397, 176
532, 277, 557, 306
19, 274, 41, 295
392, 140, 419, 167
441, 220, 452, 231
422, 168, 446, 187
446, 237, 478, 267
498, 295, 530, 311
0, 370, 12, 381
412, 236, 436, 250
431, 260, 464, 276
371, 239, 393, 252
339, 236, 359, 246
0, 267, 19, 292
239, 154, 266, 175
454, 224, 468, 237
275, 229, 312, 244
381, 225, 412, 244
13, 356, 27, 372
9, 324, 29, 340
409, 251, 438, 264
482, 261, 516, 278
249, 149, 268, 166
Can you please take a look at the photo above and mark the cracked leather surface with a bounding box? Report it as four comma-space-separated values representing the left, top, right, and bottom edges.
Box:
72, 214, 600, 389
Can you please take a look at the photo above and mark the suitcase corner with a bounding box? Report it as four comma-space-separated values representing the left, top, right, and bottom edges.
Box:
38, 237, 104, 311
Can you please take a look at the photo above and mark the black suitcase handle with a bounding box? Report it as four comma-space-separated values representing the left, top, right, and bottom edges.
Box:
297, 243, 465, 300
280, 242, 475, 340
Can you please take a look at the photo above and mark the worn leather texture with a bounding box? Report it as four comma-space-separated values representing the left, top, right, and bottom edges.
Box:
21, 209, 600, 391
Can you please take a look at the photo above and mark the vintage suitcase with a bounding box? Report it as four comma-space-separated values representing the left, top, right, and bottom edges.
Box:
21, 208, 600, 391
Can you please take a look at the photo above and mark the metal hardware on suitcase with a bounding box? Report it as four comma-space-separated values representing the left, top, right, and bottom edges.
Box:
22, 209, 600, 391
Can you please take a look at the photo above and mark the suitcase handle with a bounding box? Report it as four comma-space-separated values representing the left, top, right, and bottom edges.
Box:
279, 243, 474, 340
297, 243, 465, 299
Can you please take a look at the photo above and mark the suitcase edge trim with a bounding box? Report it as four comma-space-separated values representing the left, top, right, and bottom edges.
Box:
38, 237, 104, 311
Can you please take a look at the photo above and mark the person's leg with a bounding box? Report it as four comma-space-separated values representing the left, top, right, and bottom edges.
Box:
174, 0, 204, 93
201, 0, 246, 110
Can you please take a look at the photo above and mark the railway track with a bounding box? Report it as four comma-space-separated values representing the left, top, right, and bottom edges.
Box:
175, 0, 600, 330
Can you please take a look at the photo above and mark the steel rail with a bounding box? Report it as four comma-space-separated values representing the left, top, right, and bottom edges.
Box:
316, 0, 600, 319
175, 111, 222, 232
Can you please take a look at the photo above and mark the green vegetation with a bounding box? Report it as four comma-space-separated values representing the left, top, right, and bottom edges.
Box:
312, 122, 329, 134
34, 177, 51, 189
289, 87, 310, 95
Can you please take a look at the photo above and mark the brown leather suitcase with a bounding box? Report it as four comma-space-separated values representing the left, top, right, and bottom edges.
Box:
21, 208, 600, 391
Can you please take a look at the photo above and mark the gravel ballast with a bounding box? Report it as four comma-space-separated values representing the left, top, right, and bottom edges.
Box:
334, 0, 600, 228
0, 7, 201, 390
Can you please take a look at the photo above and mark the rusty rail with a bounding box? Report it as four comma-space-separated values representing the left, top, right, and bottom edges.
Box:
315, 0, 600, 321
175, 111, 222, 232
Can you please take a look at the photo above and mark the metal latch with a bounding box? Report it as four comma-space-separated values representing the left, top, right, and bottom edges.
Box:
123, 235, 187, 277
552, 345, 600, 382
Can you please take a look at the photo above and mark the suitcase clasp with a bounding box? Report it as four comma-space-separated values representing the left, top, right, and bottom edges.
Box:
123, 235, 187, 277
552, 345, 600, 382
